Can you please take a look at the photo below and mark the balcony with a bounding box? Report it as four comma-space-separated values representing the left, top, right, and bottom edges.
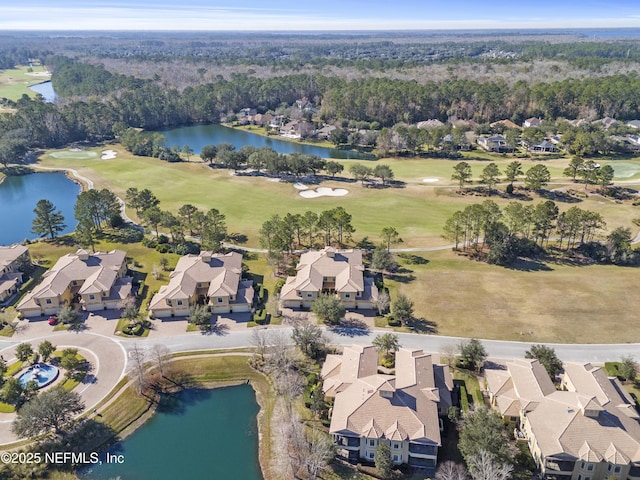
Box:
408, 443, 437, 456
335, 436, 360, 448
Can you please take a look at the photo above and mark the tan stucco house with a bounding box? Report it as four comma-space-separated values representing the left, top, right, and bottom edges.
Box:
321, 345, 453, 471
0, 244, 30, 303
486, 359, 640, 480
279, 247, 378, 310
18, 249, 132, 317
149, 251, 254, 318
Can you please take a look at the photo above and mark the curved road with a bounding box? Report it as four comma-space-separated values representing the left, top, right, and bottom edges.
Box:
0, 331, 127, 445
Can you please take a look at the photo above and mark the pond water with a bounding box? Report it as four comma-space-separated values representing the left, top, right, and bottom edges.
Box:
28, 81, 57, 103
0, 172, 79, 245
80, 385, 262, 480
161, 123, 374, 160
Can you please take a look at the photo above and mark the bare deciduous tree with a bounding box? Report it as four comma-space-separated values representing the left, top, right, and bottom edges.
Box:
150, 344, 171, 377
467, 450, 513, 480
250, 327, 270, 362
130, 343, 149, 395
436, 461, 469, 480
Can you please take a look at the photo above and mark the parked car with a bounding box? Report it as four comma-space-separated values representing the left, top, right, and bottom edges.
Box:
48, 315, 58, 326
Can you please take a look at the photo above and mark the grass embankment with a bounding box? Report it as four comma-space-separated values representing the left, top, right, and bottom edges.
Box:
38, 145, 640, 249
0, 65, 51, 102
93, 355, 273, 477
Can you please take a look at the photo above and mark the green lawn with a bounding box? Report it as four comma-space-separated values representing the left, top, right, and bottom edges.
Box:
0, 65, 51, 101
38, 145, 640, 249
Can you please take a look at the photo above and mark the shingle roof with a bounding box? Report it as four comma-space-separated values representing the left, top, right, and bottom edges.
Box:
18, 249, 126, 307
327, 347, 452, 446
0, 244, 28, 270
149, 251, 243, 310
280, 247, 371, 301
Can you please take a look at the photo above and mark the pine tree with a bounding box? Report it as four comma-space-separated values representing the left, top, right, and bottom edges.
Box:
31, 199, 66, 239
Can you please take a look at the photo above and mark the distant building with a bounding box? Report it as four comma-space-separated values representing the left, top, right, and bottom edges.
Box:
279, 247, 378, 310
627, 120, 640, 129
490, 119, 520, 130
523, 117, 542, 128
18, 249, 132, 317
530, 140, 559, 153
477, 134, 514, 153
417, 119, 445, 129
322, 345, 453, 471
149, 251, 253, 318
0, 245, 30, 303
593, 117, 618, 129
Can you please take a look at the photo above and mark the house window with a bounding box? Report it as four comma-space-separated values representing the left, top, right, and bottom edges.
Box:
217, 297, 223, 303
368, 452, 374, 459
369, 439, 375, 447
306, 293, 313, 298
614, 467, 621, 473
345, 293, 350, 298
393, 442, 400, 449
46, 299, 52, 304
177, 300, 183, 306
578, 476, 581, 480
587, 465, 594, 471
356, 291, 361, 297
393, 454, 401, 463
89, 294, 95, 300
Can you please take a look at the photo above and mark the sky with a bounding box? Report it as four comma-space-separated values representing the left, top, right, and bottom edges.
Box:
1, 0, 640, 31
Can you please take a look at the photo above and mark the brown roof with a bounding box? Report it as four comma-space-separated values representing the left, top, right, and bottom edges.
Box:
280, 247, 375, 301
327, 347, 452, 446
149, 251, 245, 309
18, 249, 126, 307
0, 244, 28, 270
489, 359, 640, 464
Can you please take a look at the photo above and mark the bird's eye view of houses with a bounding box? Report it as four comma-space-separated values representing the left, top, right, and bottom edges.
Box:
2, 3, 640, 480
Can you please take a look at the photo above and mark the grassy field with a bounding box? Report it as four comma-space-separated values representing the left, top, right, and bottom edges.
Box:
384, 249, 640, 343
38, 145, 640, 249
0, 65, 51, 101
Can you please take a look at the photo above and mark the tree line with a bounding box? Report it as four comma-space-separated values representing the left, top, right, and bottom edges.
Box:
260, 207, 356, 255
443, 198, 637, 265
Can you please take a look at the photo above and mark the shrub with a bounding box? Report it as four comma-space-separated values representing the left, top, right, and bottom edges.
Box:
386, 314, 400, 327
157, 234, 169, 244
142, 238, 157, 248
459, 385, 470, 411
273, 279, 286, 294
155, 244, 171, 254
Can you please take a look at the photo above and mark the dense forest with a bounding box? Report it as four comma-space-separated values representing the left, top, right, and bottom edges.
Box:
3, 32, 640, 158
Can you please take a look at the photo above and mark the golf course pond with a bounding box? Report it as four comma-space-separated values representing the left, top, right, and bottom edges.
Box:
0, 172, 79, 245
161, 123, 374, 160
80, 385, 262, 480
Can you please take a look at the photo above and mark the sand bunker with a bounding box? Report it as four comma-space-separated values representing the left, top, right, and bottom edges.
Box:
293, 182, 308, 190
422, 178, 439, 183
299, 187, 349, 198
101, 149, 117, 160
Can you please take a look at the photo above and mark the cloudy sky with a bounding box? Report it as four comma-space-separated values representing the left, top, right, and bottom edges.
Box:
2, 0, 640, 31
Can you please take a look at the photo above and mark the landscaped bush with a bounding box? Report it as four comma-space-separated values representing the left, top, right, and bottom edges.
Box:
122, 323, 143, 336
157, 234, 169, 244
459, 385, 470, 411
117, 226, 144, 243
155, 244, 171, 253
273, 279, 285, 294
386, 314, 400, 327
142, 237, 157, 248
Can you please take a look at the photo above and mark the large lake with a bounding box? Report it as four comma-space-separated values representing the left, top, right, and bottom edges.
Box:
81, 385, 262, 480
161, 123, 374, 160
0, 172, 79, 245
28, 81, 57, 103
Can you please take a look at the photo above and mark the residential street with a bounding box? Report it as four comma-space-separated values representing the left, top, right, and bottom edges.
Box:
0, 321, 631, 446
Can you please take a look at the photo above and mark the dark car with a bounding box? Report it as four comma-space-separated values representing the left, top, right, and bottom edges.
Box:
48, 315, 58, 326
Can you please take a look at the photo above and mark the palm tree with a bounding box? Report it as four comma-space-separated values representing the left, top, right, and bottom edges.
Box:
372, 333, 400, 364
